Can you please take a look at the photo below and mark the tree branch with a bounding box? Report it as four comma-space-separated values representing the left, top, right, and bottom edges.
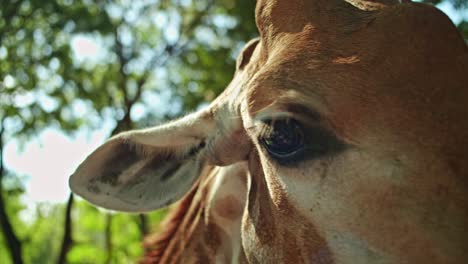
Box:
139, 214, 149, 238
0, 118, 24, 264
111, 0, 216, 126
57, 193, 74, 264
104, 213, 113, 264
130, 0, 216, 106
102, 3, 217, 256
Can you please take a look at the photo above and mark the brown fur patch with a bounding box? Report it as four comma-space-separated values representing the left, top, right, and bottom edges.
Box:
243, 151, 334, 263
214, 194, 244, 219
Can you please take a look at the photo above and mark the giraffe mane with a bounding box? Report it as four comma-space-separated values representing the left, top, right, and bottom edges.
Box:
139, 166, 217, 263
140, 181, 199, 264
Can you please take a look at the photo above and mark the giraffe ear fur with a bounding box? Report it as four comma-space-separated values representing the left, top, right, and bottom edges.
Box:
69, 112, 211, 212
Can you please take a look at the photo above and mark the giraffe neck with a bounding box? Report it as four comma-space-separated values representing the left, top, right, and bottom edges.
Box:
142, 164, 248, 264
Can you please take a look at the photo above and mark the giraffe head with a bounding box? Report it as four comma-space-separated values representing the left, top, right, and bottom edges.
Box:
70, 0, 468, 262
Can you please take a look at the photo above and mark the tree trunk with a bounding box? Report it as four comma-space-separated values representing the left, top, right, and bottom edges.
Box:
104, 213, 113, 264
0, 186, 23, 264
57, 193, 74, 264
139, 214, 149, 238
0, 119, 24, 264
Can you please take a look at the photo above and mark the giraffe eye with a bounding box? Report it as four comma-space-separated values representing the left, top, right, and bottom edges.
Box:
260, 119, 305, 161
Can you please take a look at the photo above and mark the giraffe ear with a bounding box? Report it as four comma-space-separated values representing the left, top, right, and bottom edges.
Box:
69, 111, 213, 212
70, 38, 258, 212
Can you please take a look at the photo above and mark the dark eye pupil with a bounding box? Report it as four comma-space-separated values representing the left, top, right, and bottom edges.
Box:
261, 120, 304, 158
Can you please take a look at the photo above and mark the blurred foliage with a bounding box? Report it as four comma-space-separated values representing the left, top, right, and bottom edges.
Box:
423, 0, 467, 8
0, 0, 466, 263
0, 195, 167, 264
0, 0, 112, 137
0, 0, 257, 139
420, 0, 468, 41
459, 20, 468, 37
0, 172, 26, 264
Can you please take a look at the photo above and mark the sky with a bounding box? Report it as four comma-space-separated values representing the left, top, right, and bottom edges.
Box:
3, 36, 114, 205
437, 1, 468, 24
4, 128, 109, 202
3, 2, 468, 206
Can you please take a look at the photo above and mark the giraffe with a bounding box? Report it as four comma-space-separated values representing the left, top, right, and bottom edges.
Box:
141, 164, 248, 264
70, 0, 468, 263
